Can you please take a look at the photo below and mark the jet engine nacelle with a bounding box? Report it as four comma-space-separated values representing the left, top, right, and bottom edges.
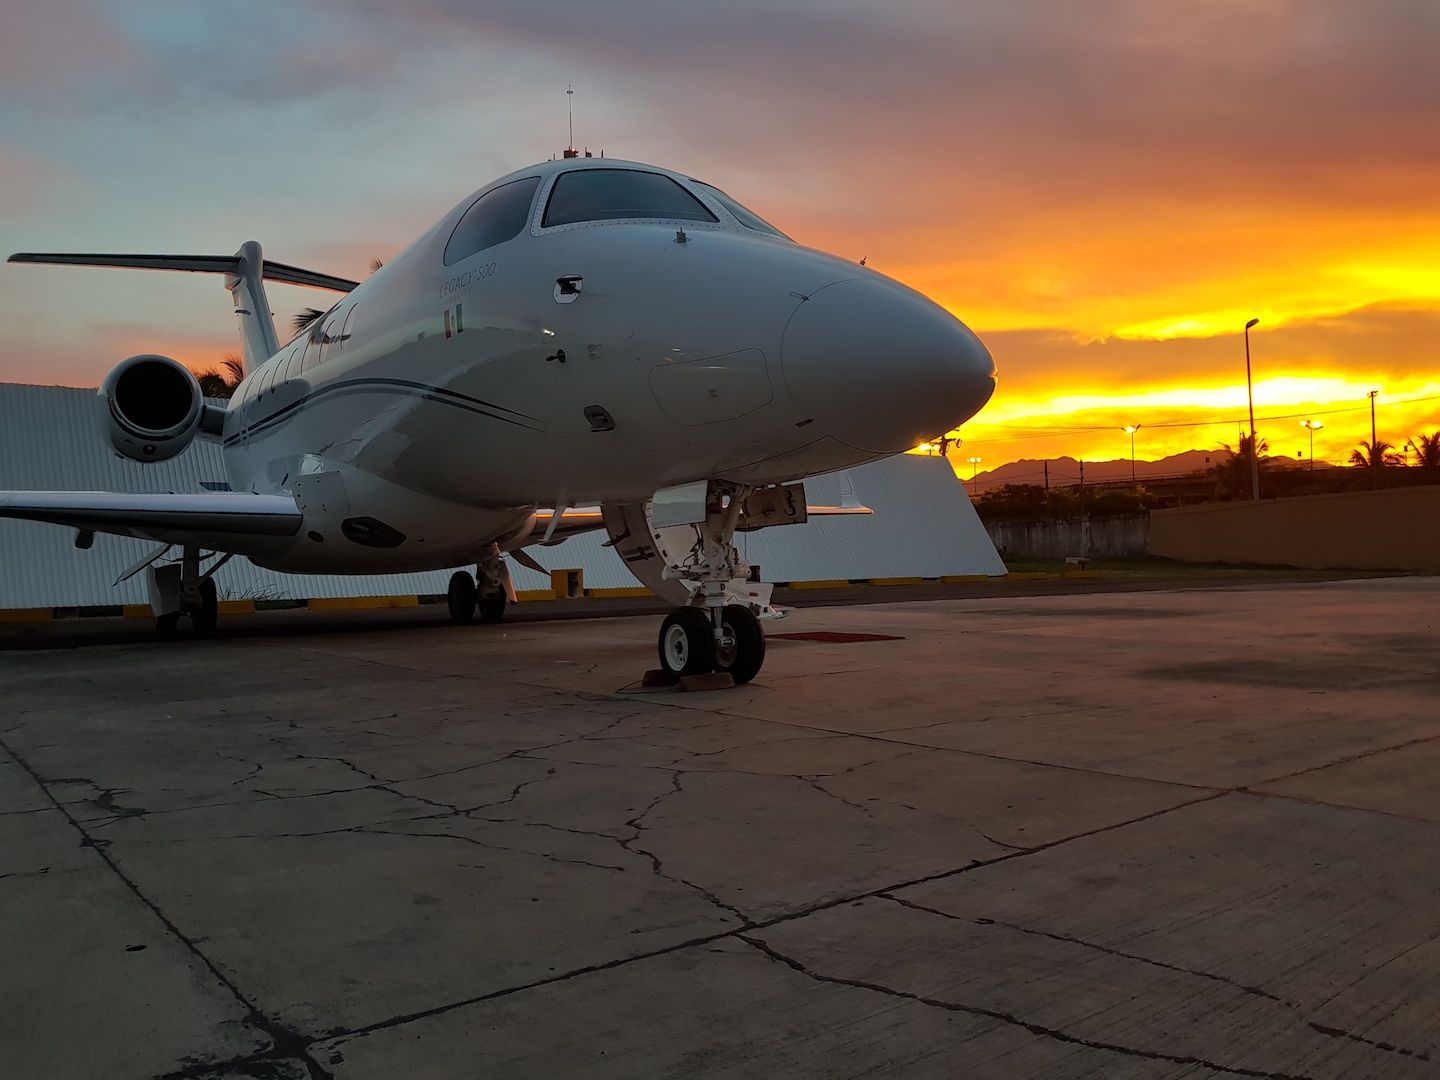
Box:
99, 354, 205, 462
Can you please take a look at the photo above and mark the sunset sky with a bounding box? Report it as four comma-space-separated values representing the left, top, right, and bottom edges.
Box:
2, 1, 1438, 473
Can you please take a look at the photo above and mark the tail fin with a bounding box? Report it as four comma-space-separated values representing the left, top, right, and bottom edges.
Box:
8, 242, 358, 373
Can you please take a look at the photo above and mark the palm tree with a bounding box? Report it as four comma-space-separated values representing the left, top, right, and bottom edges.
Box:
291, 258, 381, 335
1406, 432, 1440, 473
293, 307, 329, 335
191, 354, 245, 399
1211, 433, 1269, 499
1349, 439, 1402, 471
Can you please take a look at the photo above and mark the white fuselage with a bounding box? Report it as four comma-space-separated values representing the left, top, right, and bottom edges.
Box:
218, 158, 996, 573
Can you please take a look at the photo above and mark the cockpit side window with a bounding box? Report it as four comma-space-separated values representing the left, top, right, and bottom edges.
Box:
695, 183, 790, 239
542, 169, 719, 228
443, 176, 542, 266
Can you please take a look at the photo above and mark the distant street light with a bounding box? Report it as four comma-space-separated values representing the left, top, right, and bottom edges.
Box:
1244, 318, 1260, 501
966, 456, 982, 494
1300, 419, 1323, 470
1123, 424, 1141, 483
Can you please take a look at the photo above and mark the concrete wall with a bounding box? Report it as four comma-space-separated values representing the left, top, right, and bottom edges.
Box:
985, 515, 1150, 561
1150, 486, 1440, 571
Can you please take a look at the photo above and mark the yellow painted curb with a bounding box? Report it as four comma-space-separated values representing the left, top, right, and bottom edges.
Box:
867, 576, 924, 586
941, 574, 993, 583
515, 589, 555, 602
218, 600, 257, 615
1005, 572, 1061, 581
308, 595, 419, 611
788, 579, 851, 590
584, 587, 652, 599
0, 608, 53, 624
123, 604, 153, 619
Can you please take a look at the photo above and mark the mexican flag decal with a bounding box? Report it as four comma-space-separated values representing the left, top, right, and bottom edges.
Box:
444, 303, 464, 339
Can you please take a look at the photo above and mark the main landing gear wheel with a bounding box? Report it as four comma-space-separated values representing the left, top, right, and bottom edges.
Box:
478, 592, 507, 623
152, 554, 219, 639
658, 607, 716, 678
714, 604, 765, 685
447, 571, 477, 624
192, 579, 218, 637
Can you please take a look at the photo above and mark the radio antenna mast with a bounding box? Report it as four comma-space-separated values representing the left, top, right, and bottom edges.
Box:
563, 85, 579, 159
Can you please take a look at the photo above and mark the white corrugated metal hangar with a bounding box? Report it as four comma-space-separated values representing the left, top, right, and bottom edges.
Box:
0, 383, 1004, 611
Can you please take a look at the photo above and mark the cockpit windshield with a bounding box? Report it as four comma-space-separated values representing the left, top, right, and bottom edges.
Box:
542, 169, 719, 228
694, 183, 790, 240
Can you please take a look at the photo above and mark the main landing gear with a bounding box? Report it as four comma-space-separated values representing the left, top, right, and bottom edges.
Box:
446, 544, 512, 625
147, 545, 225, 639
649, 481, 768, 686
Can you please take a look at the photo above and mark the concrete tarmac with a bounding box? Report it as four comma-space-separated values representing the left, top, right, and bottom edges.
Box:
3, 577, 1438, 1079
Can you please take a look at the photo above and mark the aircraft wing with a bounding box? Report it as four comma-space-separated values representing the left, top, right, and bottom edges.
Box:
529, 498, 872, 546
0, 491, 303, 553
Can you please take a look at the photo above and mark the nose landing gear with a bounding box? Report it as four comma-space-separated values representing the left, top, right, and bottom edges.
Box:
641, 480, 769, 686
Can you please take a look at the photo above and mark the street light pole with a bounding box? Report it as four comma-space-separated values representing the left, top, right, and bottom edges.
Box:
1244, 318, 1260, 501
1123, 424, 1140, 484
1300, 419, 1323, 470
966, 456, 982, 495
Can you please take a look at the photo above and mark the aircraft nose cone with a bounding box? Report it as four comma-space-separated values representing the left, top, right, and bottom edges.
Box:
780, 278, 996, 455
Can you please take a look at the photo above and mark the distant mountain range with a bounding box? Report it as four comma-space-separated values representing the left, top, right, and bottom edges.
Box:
965, 449, 1337, 492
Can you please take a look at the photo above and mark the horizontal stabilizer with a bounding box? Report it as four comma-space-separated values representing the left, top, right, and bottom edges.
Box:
8, 251, 358, 293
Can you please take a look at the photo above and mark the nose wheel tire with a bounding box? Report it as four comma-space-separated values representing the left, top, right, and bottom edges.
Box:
714, 604, 766, 684
658, 607, 716, 677
447, 571, 477, 624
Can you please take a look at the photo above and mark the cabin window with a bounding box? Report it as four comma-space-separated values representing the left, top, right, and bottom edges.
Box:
339, 304, 358, 348
313, 316, 341, 369
695, 182, 790, 239
542, 169, 718, 228
282, 344, 304, 380
443, 176, 542, 266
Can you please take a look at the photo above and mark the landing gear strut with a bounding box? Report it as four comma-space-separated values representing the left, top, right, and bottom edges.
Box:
446, 544, 512, 625
649, 481, 768, 685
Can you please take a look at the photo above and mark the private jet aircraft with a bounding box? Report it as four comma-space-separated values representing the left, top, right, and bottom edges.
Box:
2, 155, 995, 682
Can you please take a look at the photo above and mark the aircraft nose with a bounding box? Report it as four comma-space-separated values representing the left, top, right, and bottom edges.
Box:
780, 277, 996, 455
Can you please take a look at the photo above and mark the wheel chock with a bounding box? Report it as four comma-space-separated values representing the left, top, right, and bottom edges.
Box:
678, 672, 735, 692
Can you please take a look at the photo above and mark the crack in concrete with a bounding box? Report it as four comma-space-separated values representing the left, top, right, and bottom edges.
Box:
82, 786, 380, 831
359, 826, 629, 874
882, 893, 1286, 1002
799, 775, 872, 815
881, 895, 1436, 1065
617, 770, 752, 926
0, 735, 336, 1080
1307, 1020, 1432, 1063
975, 830, 1029, 852
463, 766, 560, 813
736, 933, 1315, 1080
